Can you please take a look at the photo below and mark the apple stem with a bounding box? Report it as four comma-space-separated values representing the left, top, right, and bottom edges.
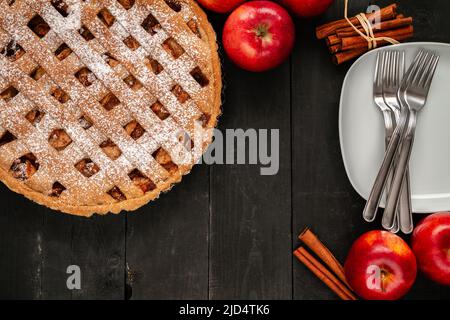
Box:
255, 24, 269, 38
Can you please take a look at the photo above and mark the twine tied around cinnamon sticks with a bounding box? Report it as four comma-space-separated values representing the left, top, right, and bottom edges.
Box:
316, 3, 414, 65
344, 0, 399, 50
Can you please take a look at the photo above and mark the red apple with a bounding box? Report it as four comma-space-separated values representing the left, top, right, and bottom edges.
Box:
279, 0, 334, 18
412, 212, 450, 285
223, 1, 295, 72
344, 230, 417, 300
196, 0, 247, 13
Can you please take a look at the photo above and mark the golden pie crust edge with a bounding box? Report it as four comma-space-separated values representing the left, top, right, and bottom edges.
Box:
0, 0, 222, 217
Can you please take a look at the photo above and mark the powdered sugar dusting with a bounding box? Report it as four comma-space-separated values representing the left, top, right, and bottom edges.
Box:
0, 0, 218, 210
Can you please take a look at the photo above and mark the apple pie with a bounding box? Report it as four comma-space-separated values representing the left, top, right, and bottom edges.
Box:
0, 0, 221, 216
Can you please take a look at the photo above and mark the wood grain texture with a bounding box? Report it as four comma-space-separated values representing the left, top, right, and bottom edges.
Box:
208, 15, 292, 299
1, 0, 450, 300
125, 167, 209, 300
0, 182, 125, 300
40, 214, 72, 299
67, 215, 125, 299
0, 184, 45, 299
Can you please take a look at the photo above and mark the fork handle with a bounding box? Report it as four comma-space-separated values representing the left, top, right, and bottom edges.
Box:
381, 112, 398, 231
382, 167, 410, 230
399, 169, 413, 234
384, 111, 417, 220
383, 110, 395, 201
381, 128, 411, 231
362, 122, 404, 222
383, 111, 395, 145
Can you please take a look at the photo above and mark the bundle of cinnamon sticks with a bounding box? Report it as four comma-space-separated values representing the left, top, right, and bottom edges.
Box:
316, 4, 414, 65
294, 228, 357, 300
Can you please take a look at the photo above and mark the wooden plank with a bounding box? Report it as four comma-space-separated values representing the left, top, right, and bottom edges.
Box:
124, 12, 222, 300
124, 13, 216, 301
125, 166, 209, 299
40, 213, 72, 299
41, 212, 126, 300
402, 0, 450, 298
69, 215, 126, 299
291, 0, 376, 300
0, 188, 125, 299
0, 184, 45, 299
208, 30, 292, 298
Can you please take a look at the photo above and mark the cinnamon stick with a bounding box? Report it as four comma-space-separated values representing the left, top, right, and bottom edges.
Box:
316, 3, 397, 33
330, 31, 413, 54
328, 24, 413, 48
335, 17, 413, 38
333, 48, 368, 65
333, 14, 406, 35
329, 44, 341, 54
294, 248, 357, 300
340, 25, 413, 50
316, 3, 398, 39
299, 228, 349, 287
327, 34, 341, 46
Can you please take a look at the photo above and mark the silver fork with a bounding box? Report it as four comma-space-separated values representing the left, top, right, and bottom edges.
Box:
370, 51, 399, 232
363, 51, 426, 223
381, 51, 412, 233
384, 50, 440, 220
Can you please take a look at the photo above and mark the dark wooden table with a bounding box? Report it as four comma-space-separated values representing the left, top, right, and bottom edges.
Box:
1, 0, 450, 300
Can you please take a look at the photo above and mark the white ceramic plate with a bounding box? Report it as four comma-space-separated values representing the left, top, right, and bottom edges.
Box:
340, 42, 450, 213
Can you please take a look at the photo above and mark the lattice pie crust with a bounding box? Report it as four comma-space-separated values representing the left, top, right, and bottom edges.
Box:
0, 0, 221, 216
